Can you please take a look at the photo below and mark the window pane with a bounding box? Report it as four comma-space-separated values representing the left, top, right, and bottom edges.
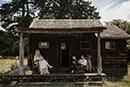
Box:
105, 41, 116, 50
61, 42, 66, 50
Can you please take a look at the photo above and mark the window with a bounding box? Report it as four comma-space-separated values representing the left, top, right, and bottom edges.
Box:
105, 41, 116, 50
80, 41, 91, 50
39, 42, 49, 48
61, 42, 66, 50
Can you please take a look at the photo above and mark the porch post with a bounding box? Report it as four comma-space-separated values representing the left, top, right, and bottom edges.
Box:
97, 32, 102, 74
19, 32, 24, 75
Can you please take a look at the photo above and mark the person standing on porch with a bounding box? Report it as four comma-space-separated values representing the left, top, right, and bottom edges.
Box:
86, 54, 92, 72
34, 50, 53, 75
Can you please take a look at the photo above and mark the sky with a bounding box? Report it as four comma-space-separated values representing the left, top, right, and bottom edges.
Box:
0, 0, 130, 22
89, 0, 130, 22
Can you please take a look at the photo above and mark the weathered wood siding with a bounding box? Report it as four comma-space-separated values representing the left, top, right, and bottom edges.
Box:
101, 39, 127, 76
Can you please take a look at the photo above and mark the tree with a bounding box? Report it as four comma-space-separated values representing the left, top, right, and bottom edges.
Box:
0, 30, 18, 56
0, 0, 34, 35
0, 30, 28, 56
38, 0, 100, 19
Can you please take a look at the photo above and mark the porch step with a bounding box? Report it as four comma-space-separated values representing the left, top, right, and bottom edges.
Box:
50, 68, 70, 74
0, 73, 106, 86
17, 81, 104, 86
7, 73, 106, 82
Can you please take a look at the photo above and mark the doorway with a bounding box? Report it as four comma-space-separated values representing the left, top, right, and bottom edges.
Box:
59, 37, 70, 67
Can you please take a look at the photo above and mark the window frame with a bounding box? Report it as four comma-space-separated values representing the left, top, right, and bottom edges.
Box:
80, 41, 92, 50
38, 41, 50, 49
60, 42, 66, 50
105, 41, 116, 50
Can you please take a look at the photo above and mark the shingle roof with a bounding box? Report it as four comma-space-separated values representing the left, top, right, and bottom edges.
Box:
18, 19, 130, 39
100, 25, 130, 39
29, 19, 104, 29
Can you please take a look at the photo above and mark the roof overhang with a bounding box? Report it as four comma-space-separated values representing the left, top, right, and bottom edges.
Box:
16, 27, 106, 34
100, 25, 130, 39
100, 36, 130, 39
16, 19, 106, 34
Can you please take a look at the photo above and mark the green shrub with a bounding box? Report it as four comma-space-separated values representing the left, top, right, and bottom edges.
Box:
0, 72, 12, 86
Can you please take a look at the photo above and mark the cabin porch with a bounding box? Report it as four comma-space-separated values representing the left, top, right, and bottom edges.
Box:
17, 32, 104, 75
28, 33, 100, 74
16, 19, 106, 76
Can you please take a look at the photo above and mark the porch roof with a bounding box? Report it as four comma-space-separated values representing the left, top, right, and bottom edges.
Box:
100, 25, 130, 39
16, 19, 106, 34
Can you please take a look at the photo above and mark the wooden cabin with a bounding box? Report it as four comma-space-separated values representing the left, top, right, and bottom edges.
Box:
17, 19, 130, 76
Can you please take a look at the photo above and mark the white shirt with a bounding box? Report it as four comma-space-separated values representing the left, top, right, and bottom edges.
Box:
78, 58, 87, 66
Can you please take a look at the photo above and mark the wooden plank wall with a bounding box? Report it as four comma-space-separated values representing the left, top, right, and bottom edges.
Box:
101, 39, 127, 76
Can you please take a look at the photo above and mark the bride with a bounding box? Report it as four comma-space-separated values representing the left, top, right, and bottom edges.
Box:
34, 50, 53, 74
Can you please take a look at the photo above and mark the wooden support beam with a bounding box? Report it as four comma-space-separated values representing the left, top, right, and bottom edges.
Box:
19, 33, 24, 75
97, 32, 102, 74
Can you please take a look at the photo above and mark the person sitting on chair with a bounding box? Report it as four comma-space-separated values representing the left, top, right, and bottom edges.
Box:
78, 55, 87, 66
78, 55, 87, 73
34, 50, 53, 75
71, 56, 79, 74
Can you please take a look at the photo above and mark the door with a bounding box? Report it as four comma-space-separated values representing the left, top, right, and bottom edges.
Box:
59, 37, 70, 67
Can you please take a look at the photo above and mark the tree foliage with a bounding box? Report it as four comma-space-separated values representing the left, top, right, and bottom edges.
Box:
38, 0, 100, 19
0, 30, 28, 56
0, 31, 18, 56
0, 0, 33, 35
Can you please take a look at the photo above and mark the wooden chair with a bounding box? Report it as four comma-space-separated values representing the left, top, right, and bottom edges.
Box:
32, 59, 40, 74
71, 58, 86, 74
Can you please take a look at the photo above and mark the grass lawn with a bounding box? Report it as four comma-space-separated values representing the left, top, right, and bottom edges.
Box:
102, 64, 130, 87
103, 75, 130, 87
0, 57, 27, 72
